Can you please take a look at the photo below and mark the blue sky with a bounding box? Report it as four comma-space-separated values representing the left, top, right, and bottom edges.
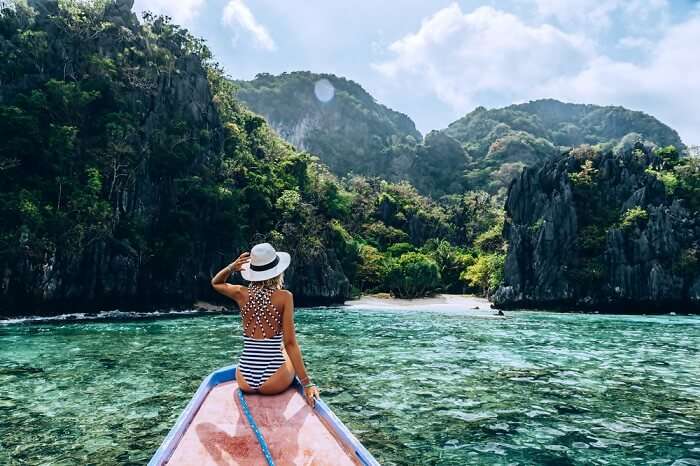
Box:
133, 0, 700, 144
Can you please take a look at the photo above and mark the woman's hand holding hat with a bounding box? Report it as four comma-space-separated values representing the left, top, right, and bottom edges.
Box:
227, 252, 250, 272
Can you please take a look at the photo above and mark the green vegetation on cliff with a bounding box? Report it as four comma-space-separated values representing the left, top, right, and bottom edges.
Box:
235, 72, 478, 198
235, 72, 421, 177
236, 72, 685, 198
444, 99, 685, 194
0, 0, 504, 314
0, 0, 359, 311
495, 140, 700, 310
2, 0, 692, 314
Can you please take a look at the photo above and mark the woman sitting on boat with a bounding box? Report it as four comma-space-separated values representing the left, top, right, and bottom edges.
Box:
211, 243, 320, 407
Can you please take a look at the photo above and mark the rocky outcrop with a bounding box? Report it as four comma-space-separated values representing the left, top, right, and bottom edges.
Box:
0, 0, 351, 317
284, 250, 351, 305
494, 142, 700, 312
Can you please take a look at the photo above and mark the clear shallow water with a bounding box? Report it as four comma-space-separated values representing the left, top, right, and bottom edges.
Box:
1, 308, 699, 466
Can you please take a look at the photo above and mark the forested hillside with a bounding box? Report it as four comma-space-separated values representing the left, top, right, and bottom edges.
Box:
235, 72, 421, 177
0, 0, 350, 313
0, 0, 502, 316
2, 0, 694, 317
235, 72, 475, 198
236, 74, 685, 197
445, 99, 685, 193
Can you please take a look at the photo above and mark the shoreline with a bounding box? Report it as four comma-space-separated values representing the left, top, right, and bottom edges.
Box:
0, 294, 497, 323
4, 294, 698, 323
344, 293, 495, 312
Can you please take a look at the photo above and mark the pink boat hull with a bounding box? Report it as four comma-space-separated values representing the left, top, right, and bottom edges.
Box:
149, 366, 378, 466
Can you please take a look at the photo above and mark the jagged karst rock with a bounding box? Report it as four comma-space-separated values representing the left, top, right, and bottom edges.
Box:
494, 144, 700, 312
0, 1, 352, 316
284, 250, 350, 304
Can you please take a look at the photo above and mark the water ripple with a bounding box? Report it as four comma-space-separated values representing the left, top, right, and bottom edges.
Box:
0, 309, 698, 465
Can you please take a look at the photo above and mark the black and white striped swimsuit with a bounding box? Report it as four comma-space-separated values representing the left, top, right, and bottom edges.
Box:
238, 284, 285, 391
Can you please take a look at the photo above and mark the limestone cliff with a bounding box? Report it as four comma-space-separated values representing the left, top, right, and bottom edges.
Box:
0, 0, 351, 316
494, 138, 700, 312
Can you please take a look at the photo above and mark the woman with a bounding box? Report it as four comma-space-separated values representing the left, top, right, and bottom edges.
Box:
211, 242, 320, 407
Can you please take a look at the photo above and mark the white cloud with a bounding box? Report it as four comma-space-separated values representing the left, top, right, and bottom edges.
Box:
373, 4, 595, 110
222, 0, 276, 51
539, 16, 700, 144
374, 3, 700, 144
133, 0, 206, 25
535, 0, 618, 30
617, 36, 653, 50
534, 0, 670, 33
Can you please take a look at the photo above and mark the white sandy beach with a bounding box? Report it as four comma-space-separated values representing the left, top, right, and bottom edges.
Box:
344, 293, 500, 316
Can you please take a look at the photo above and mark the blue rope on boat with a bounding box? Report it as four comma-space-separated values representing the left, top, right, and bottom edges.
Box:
237, 388, 276, 466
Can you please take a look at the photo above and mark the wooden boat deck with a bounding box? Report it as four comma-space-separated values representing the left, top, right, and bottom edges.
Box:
166, 380, 360, 466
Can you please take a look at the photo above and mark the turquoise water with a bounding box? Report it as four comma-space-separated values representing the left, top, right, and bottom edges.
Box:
1, 307, 699, 465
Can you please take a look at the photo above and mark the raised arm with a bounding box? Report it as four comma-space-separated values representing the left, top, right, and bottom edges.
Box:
281, 291, 320, 406
211, 252, 250, 301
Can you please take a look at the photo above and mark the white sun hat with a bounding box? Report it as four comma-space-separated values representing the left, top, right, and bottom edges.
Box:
239, 243, 291, 282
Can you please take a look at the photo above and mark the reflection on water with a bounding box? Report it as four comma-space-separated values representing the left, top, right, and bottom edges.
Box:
1, 308, 699, 465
